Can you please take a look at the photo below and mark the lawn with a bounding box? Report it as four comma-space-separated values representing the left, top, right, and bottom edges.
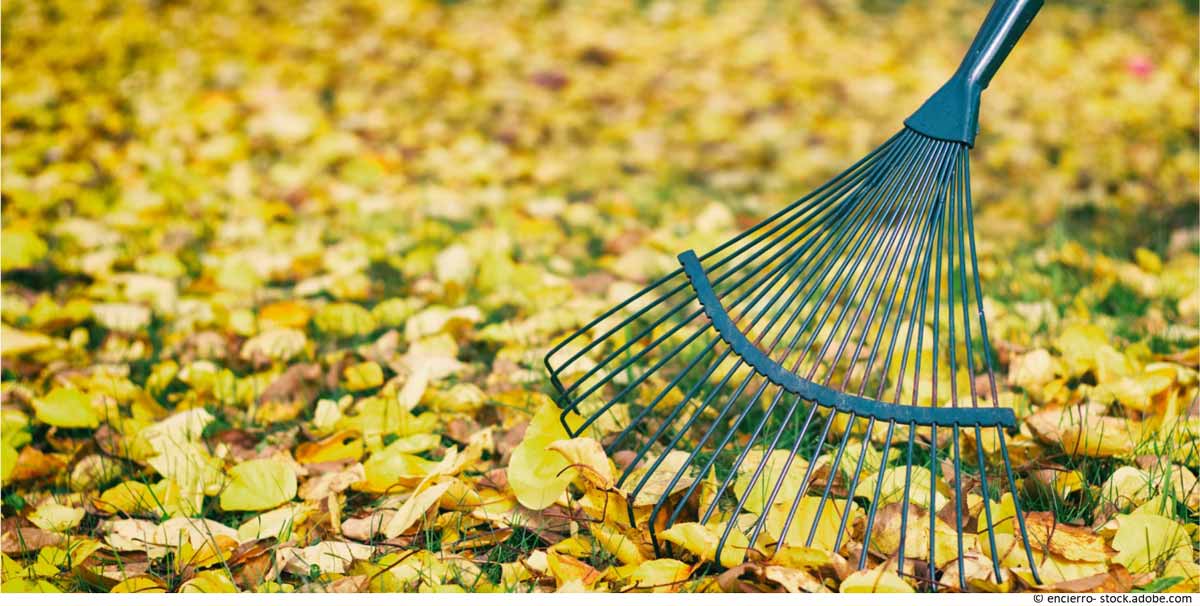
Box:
1, 0, 1197, 594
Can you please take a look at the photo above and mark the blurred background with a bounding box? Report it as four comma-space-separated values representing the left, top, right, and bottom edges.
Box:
2, 0, 1197, 388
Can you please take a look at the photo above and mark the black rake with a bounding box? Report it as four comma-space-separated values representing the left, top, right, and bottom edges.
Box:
545, 0, 1046, 592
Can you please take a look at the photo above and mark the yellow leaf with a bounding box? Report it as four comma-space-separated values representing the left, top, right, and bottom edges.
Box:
764, 565, 829, 593
294, 430, 364, 464
32, 387, 99, 429
865, 503, 962, 567
314, 302, 377, 337
111, 576, 167, 593
1112, 513, 1193, 574
28, 502, 84, 532
588, 522, 645, 566
1, 324, 56, 356
343, 361, 384, 391
855, 465, 947, 512
258, 301, 312, 329
94, 480, 163, 516
277, 540, 373, 576
37, 539, 101, 572
397, 364, 429, 411
237, 503, 310, 541
764, 495, 858, 551
627, 558, 693, 592
1007, 348, 1059, 400
382, 480, 452, 538
1161, 559, 1200, 592
1060, 416, 1142, 457
91, 302, 152, 333
628, 450, 697, 508
358, 446, 438, 493
546, 550, 603, 589
732, 448, 808, 514
0, 578, 61, 593
508, 400, 577, 510
220, 457, 298, 512
769, 545, 830, 569
179, 569, 238, 593
840, 565, 915, 593
659, 522, 747, 568
2, 443, 17, 483
548, 437, 614, 489
1, 228, 48, 270
240, 328, 307, 363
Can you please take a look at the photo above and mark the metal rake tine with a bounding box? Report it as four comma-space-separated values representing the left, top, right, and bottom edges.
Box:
575, 157, 889, 410
858, 420, 896, 568
949, 157, 1005, 583
546, 133, 906, 381
581, 130, 912, 427
761, 136, 935, 375
773, 408, 838, 546
794, 141, 956, 551
929, 421, 940, 591
650, 139, 921, 527
737, 139, 950, 553
799, 149, 948, 545
565, 317, 711, 435
626, 152, 905, 464
613, 347, 732, 487
959, 154, 1043, 584
894, 196, 945, 579
951, 425, 968, 589
832, 147, 959, 557
606, 340, 725, 454
714, 393, 809, 555
897, 420, 918, 575
687, 137, 930, 528
850, 200, 943, 564
794, 138, 950, 383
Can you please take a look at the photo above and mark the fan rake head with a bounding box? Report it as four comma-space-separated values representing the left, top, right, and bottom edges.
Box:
544, 0, 1046, 592
544, 129, 1043, 589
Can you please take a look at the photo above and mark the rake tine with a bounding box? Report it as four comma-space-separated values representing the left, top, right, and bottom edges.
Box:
546, 134, 907, 383
929, 422, 939, 591
769, 138, 934, 374
898, 420, 918, 575
974, 425, 1003, 581
951, 426, 967, 589
698, 139, 932, 529
835, 147, 955, 556
800, 141, 957, 547
802, 138, 949, 383
999, 432, 1042, 583
774, 409, 837, 546
607, 339, 725, 454
659, 140, 922, 526
959, 150, 1044, 585
833, 416, 875, 552
857, 420, 895, 567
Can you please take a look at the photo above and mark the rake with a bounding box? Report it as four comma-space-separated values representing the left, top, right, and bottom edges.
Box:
545, 0, 1045, 592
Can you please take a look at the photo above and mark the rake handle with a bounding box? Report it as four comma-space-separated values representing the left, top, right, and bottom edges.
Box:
959, 0, 1044, 90
904, 0, 1043, 146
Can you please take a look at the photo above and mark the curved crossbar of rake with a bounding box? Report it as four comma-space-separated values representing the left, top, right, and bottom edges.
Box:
680, 250, 1016, 430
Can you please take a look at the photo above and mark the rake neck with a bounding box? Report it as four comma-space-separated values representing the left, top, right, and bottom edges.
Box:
905, 0, 1043, 147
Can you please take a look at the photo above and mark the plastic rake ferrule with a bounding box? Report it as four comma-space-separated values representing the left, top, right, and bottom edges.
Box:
905, 0, 1043, 146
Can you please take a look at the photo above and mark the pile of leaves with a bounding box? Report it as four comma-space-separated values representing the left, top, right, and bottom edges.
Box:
2, 0, 1197, 594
